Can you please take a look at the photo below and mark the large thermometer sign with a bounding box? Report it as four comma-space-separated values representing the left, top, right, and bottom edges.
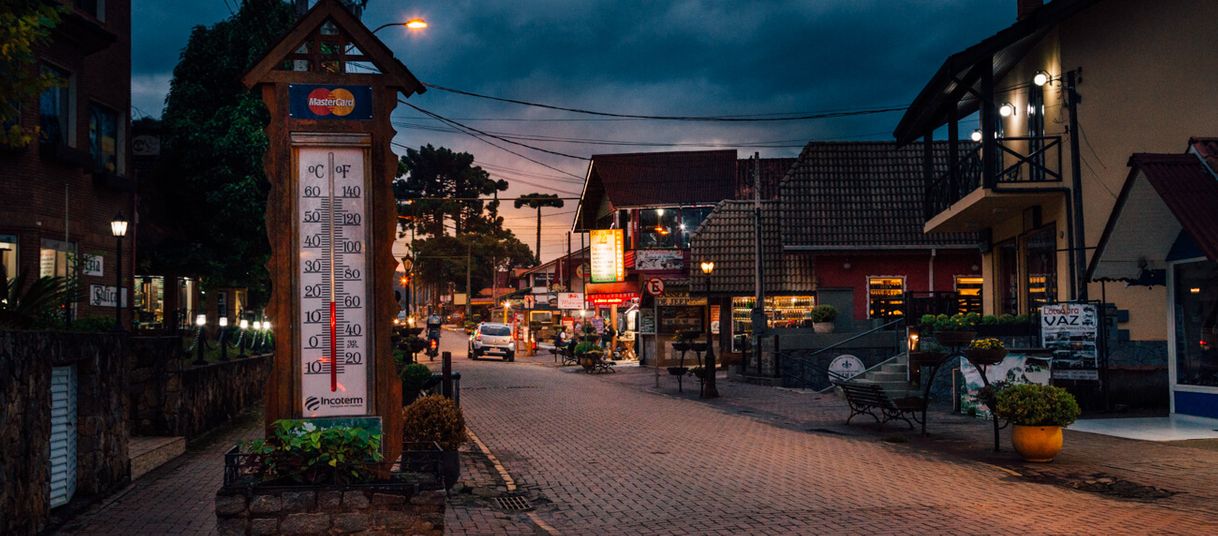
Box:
298, 146, 370, 416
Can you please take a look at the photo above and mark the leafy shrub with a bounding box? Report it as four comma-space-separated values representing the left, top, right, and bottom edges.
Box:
0, 273, 70, 329
994, 384, 1081, 426
399, 362, 433, 389
810, 304, 838, 323
968, 337, 1005, 351
246, 420, 383, 485
403, 395, 467, 450
574, 341, 602, 355
68, 316, 120, 332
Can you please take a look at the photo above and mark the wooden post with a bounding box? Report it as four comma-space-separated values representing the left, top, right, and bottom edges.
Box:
242, 0, 426, 473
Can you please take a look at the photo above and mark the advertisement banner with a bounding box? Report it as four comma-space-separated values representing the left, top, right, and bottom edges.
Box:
557, 292, 585, 310
289, 84, 373, 120
589, 229, 625, 283
88, 284, 127, 307
959, 353, 1053, 418
634, 249, 684, 272
1040, 302, 1100, 381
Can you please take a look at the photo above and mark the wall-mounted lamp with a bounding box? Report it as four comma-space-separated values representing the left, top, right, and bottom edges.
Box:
1033, 70, 1050, 87
970, 129, 983, 142
999, 102, 1016, 118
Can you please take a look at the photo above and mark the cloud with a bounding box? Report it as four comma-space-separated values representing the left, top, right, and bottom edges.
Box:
130, 73, 173, 119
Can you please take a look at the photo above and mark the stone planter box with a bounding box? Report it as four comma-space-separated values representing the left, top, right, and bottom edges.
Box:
215, 486, 444, 535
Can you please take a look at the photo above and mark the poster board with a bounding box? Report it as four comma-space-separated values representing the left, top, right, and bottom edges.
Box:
1040, 302, 1100, 381
959, 353, 1053, 418
589, 229, 625, 283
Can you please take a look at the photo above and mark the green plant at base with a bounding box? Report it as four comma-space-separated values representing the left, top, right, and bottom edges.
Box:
400, 362, 433, 389
0, 272, 70, 329
574, 341, 602, 356
810, 304, 838, 323
994, 384, 1081, 427
925, 312, 981, 332
968, 337, 1005, 351
403, 395, 467, 450
246, 420, 383, 485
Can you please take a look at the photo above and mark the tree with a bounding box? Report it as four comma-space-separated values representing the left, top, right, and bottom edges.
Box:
514, 193, 564, 265
150, 0, 296, 306
0, 0, 62, 148
394, 144, 508, 237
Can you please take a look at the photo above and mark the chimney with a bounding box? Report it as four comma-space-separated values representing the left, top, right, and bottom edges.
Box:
1018, 0, 1043, 20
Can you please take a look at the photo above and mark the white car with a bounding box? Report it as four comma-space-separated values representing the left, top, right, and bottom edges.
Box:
469, 322, 515, 361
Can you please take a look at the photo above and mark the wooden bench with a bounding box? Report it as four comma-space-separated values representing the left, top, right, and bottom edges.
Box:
833, 381, 922, 430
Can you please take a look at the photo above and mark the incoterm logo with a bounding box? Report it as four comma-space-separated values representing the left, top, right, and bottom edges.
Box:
306, 87, 356, 117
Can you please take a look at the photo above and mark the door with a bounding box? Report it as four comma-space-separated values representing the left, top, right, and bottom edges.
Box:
49, 365, 77, 508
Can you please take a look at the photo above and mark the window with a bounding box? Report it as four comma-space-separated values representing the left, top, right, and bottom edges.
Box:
1024, 225, 1057, 312
1, 234, 17, 285
867, 276, 905, 319
638, 208, 679, 249
75, 0, 105, 22
678, 207, 713, 248
39, 64, 72, 146
40, 239, 75, 278
1174, 260, 1218, 387
88, 104, 119, 174
954, 276, 983, 314
996, 241, 1019, 315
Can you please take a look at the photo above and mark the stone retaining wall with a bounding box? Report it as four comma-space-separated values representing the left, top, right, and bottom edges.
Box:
128, 336, 271, 440
0, 331, 129, 536
215, 487, 445, 535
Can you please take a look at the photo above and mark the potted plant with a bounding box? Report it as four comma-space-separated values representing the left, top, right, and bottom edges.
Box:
994, 384, 1081, 462
245, 420, 383, 485
399, 363, 435, 405
922, 313, 980, 346
964, 337, 1008, 365
671, 329, 699, 353
810, 304, 838, 333
575, 341, 602, 370
403, 395, 467, 485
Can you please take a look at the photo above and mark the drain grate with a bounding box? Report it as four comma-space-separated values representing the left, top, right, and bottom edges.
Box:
495, 495, 534, 512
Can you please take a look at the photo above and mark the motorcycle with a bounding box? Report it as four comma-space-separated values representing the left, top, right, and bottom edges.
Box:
425, 329, 441, 361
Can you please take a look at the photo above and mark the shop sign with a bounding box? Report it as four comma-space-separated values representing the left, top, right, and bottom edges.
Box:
88, 284, 127, 307
557, 292, 584, 309
828, 354, 866, 381
1040, 302, 1100, 381
960, 353, 1052, 418
656, 290, 706, 306
289, 84, 373, 120
635, 249, 684, 272
587, 292, 638, 306
589, 229, 625, 283
81, 254, 103, 277
639, 309, 656, 334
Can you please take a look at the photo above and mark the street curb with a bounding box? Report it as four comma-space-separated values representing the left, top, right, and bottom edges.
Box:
465, 426, 559, 535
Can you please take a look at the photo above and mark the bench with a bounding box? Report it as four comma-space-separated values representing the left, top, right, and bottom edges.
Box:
833, 381, 922, 430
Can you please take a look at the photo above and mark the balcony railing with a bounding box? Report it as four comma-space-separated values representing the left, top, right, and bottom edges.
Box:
925, 135, 1062, 220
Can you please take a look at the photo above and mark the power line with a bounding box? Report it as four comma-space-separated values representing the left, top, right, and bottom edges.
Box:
392, 119, 811, 149
396, 100, 588, 180
423, 82, 909, 122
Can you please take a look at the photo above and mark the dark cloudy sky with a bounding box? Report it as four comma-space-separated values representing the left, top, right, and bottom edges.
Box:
132, 0, 1014, 262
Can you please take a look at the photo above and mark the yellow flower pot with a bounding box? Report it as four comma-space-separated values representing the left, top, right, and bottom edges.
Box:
1011, 425, 1063, 462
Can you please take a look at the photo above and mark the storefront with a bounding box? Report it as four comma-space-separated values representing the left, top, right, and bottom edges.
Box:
1089, 150, 1218, 419
729, 295, 815, 352
132, 275, 200, 331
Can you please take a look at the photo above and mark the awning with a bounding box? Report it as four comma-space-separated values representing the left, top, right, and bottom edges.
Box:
1089, 153, 1218, 281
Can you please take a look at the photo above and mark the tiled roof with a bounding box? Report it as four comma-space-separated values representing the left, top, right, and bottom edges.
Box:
1132, 153, 1218, 261
734, 158, 798, 201
780, 141, 981, 249
588, 150, 737, 207
689, 200, 815, 295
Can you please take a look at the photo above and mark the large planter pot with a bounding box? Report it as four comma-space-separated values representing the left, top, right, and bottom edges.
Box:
1011, 425, 1064, 462
671, 342, 692, 352
934, 330, 976, 346
440, 450, 460, 486
666, 367, 688, 376
688, 342, 708, 353
964, 348, 1008, 366
579, 353, 601, 370
812, 322, 835, 334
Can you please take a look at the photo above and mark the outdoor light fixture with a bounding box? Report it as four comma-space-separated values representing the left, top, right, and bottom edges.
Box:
971, 129, 983, 142
999, 102, 1015, 117
700, 260, 715, 275
219, 317, 229, 328
1191, 287, 1202, 294
253, 320, 262, 330
196, 314, 207, 327
110, 212, 129, 238
656, 208, 665, 216
240, 319, 249, 330
909, 332, 920, 352
263, 320, 271, 331
405, 18, 428, 29
1033, 70, 1050, 87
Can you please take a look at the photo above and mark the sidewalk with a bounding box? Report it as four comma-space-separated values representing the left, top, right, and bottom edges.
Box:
527, 354, 1218, 518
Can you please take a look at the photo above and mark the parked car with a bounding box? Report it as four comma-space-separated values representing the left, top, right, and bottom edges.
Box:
469, 322, 515, 361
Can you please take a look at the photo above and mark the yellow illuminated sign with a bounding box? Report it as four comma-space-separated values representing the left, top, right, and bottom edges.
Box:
589, 229, 625, 283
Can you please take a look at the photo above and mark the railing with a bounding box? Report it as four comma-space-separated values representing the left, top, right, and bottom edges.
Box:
789, 318, 906, 387
924, 136, 1062, 221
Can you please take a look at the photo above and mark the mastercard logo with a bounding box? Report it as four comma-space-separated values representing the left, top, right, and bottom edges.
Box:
306, 88, 356, 117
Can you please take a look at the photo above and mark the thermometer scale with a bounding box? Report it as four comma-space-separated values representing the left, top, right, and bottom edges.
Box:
297, 145, 369, 417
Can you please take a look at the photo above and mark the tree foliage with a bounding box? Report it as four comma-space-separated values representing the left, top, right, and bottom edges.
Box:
151, 0, 296, 306
394, 144, 509, 237
0, 0, 62, 148
514, 192, 564, 264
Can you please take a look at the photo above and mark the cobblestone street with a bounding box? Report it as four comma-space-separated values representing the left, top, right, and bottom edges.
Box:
442, 339, 1218, 535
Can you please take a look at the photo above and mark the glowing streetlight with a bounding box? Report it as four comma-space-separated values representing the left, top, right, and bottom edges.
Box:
372, 18, 428, 34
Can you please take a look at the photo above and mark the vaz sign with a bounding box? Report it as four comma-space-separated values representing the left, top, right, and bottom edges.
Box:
1040, 303, 1099, 381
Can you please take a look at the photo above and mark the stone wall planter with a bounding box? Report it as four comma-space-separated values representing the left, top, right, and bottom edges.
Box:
215, 485, 445, 536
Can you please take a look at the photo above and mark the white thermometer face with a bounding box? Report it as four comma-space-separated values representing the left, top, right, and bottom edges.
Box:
297, 146, 369, 417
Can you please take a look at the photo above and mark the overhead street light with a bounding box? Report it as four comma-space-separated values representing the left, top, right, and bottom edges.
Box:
372, 18, 428, 34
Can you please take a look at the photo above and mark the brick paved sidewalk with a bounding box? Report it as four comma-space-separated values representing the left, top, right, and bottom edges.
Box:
55, 409, 264, 535
588, 361, 1218, 518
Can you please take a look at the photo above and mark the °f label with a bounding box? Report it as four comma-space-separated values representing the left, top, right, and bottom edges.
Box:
297, 146, 369, 416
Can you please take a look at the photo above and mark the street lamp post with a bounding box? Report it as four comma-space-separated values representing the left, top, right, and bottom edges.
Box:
700, 260, 719, 398
371, 18, 428, 34
110, 213, 128, 331
193, 314, 208, 365
238, 318, 250, 358
218, 316, 230, 361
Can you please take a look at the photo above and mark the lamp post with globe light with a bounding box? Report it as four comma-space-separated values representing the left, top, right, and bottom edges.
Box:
700, 260, 719, 398
110, 213, 128, 331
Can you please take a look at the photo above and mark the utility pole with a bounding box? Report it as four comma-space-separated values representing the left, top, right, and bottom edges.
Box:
465, 239, 472, 322
566, 231, 572, 290
751, 153, 767, 375
1066, 70, 1088, 301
